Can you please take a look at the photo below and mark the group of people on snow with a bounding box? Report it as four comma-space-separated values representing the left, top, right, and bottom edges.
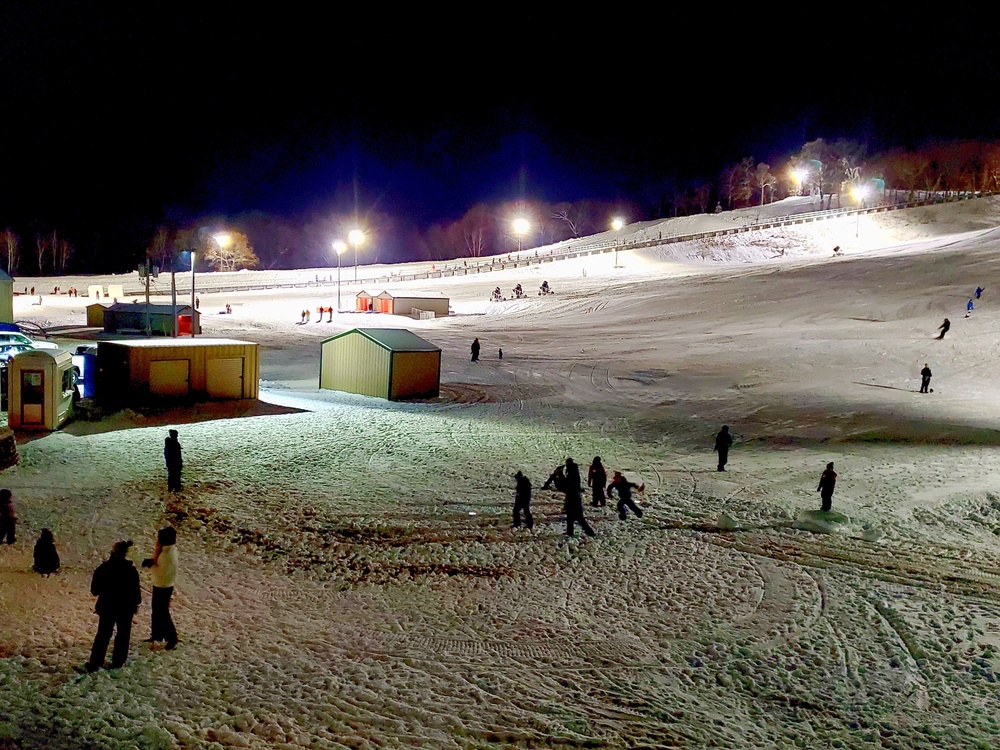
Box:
489, 281, 553, 302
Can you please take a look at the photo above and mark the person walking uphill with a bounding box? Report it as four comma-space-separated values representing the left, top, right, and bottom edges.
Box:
471, 337, 481, 362
920, 364, 933, 393
817, 462, 837, 512
85, 541, 142, 672
588, 457, 607, 507
714, 425, 733, 472
607, 471, 645, 520
142, 527, 179, 650
512, 472, 533, 530
164, 429, 183, 492
563, 458, 595, 537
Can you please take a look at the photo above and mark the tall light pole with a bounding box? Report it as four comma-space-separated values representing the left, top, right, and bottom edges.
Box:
194, 232, 230, 337
512, 218, 529, 253
332, 240, 347, 311
851, 187, 867, 238
348, 229, 365, 283
611, 217, 625, 267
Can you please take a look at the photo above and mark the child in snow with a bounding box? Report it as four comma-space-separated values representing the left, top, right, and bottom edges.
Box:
33, 529, 60, 574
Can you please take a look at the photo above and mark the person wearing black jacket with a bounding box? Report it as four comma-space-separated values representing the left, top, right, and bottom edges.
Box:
164, 429, 183, 492
714, 425, 733, 472
563, 458, 595, 537
919, 364, 932, 393
936, 318, 950, 340
471, 338, 481, 362
587, 457, 607, 508
817, 462, 837, 512
512, 472, 533, 530
85, 540, 142, 672
607, 471, 645, 520
32, 528, 60, 575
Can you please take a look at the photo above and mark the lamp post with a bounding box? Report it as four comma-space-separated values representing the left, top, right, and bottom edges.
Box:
611, 217, 625, 267
851, 187, 867, 237
332, 240, 347, 311
348, 229, 365, 283
512, 218, 529, 254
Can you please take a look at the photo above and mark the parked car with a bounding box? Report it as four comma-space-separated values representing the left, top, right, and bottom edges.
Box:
0, 332, 59, 350
0, 343, 35, 362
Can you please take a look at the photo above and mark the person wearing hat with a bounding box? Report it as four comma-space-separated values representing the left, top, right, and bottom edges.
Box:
142, 527, 179, 650
563, 458, 595, 537
85, 540, 142, 672
587, 457, 607, 508
607, 471, 645, 521
512, 472, 533, 530
164, 429, 183, 492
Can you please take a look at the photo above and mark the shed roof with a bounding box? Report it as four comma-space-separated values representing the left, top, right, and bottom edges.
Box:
0, 270, 13, 282
100, 338, 254, 349
106, 303, 195, 314
322, 328, 440, 353
374, 290, 448, 300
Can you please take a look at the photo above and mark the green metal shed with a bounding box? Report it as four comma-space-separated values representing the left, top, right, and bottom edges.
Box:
319, 328, 441, 400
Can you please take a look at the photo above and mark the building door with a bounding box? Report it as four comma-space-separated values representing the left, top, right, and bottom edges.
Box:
20, 369, 44, 425
149, 359, 190, 397
206, 357, 244, 399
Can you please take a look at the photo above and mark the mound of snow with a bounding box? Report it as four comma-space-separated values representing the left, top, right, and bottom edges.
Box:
792, 509, 851, 534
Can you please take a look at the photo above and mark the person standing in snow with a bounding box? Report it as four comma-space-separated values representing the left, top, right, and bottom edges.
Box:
0, 489, 15, 544
975, 286, 983, 299
587, 457, 607, 508
966, 299, 974, 317
32, 529, 60, 574
141, 527, 179, 650
563, 458, 595, 537
714, 425, 734, 472
936, 318, 950, 340
164, 429, 183, 493
817, 462, 837, 512
512, 472, 533, 530
86, 540, 142, 672
607, 471, 645, 521
471, 337, 480, 362
919, 364, 933, 393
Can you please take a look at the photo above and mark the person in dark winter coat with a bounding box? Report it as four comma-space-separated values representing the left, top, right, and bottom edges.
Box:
607, 471, 645, 520
563, 458, 595, 537
142, 527, 179, 650
587, 457, 607, 507
976, 286, 983, 300
714, 425, 733, 472
164, 429, 183, 492
817, 462, 837, 512
936, 318, 950, 339
920, 364, 932, 393
471, 338, 480, 362
32, 529, 60, 574
512, 472, 533, 530
86, 541, 142, 672
541, 465, 565, 491
0, 489, 15, 544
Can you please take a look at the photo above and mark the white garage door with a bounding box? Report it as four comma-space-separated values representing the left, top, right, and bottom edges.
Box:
149, 359, 190, 396
206, 357, 244, 399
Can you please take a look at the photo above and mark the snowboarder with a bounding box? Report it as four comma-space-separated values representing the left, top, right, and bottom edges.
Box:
471, 337, 480, 362
832, 245, 841, 256
164, 429, 183, 492
920, 364, 932, 393
587, 457, 607, 507
714, 425, 733, 472
966, 299, 974, 317
607, 471, 645, 520
976, 286, 983, 299
0, 489, 15, 544
141, 526, 178, 650
541, 465, 565, 491
937, 318, 950, 339
817, 462, 837, 512
512, 472, 533, 530
33, 528, 60, 575
85, 540, 141, 672
563, 458, 595, 537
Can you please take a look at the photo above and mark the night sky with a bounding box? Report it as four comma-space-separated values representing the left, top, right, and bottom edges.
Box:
1, 5, 997, 269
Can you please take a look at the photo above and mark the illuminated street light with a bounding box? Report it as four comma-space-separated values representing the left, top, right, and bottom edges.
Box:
851, 187, 868, 237
791, 168, 808, 196
512, 218, 530, 253
348, 229, 365, 283
188, 231, 231, 338
612, 217, 625, 267
332, 240, 348, 311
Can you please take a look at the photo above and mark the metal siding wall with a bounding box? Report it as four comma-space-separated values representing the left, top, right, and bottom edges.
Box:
389, 351, 441, 399
321, 333, 390, 397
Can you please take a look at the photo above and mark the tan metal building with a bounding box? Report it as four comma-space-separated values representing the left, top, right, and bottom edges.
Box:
373, 291, 450, 317
319, 328, 441, 400
355, 290, 374, 312
86, 303, 108, 327
97, 338, 259, 407
7, 349, 75, 430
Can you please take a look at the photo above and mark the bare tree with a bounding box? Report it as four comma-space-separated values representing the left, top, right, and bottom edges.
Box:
754, 163, 777, 205
35, 233, 49, 275
0, 228, 19, 275
147, 226, 172, 270
721, 158, 754, 209
203, 231, 259, 271
54, 234, 73, 274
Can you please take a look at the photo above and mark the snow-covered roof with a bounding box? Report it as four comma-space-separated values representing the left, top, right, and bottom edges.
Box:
98, 337, 255, 348
322, 328, 440, 352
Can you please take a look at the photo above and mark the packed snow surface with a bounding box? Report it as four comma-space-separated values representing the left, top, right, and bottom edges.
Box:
3, 197, 1000, 748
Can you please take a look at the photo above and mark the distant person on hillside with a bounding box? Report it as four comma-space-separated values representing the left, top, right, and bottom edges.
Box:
937, 318, 950, 339
512, 471, 533, 530
976, 286, 983, 299
498, 348, 503, 360
919, 364, 933, 393
164, 430, 183, 493
563, 458, 595, 537
33, 528, 60, 575
471, 337, 480, 362
588, 457, 607, 507
0, 489, 16, 544
832, 245, 841, 256
607, 471, 645, 521
714, 425, 734, 472
966, 299, 974, 318
85, 540, 141, 672
817, 462, 837, 512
